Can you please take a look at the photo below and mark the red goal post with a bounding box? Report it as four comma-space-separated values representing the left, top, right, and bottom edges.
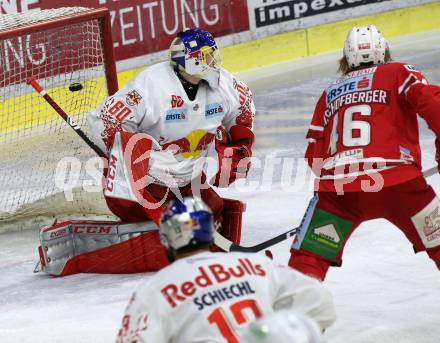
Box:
0, 7, 119, 232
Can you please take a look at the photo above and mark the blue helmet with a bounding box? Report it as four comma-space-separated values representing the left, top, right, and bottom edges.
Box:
159, 197, 214, 251
169, 28, 222, 88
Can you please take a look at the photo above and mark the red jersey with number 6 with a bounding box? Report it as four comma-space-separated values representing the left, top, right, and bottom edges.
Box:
306, 62, 440, 192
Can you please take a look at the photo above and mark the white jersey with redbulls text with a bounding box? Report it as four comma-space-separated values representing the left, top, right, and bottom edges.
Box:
88, 61, 255, 187
116, 252, 336, 343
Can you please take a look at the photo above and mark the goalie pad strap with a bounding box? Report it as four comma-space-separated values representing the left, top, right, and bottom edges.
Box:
38, 220, 168, 276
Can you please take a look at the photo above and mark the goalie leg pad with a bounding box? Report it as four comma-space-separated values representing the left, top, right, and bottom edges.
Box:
38, 220, 168, 276
60, 232, 168, 276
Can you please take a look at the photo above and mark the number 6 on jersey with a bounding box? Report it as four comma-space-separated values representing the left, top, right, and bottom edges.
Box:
328, 104, 372, 155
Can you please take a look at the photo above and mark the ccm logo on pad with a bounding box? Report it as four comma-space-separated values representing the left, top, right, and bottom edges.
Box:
72, 226, 112, 234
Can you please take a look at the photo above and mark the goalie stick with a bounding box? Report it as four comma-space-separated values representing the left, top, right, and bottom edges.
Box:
27, 77, 107, 159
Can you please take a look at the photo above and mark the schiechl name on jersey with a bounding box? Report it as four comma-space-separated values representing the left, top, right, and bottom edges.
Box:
161, 258, 265, 308
194, 281, 256, 311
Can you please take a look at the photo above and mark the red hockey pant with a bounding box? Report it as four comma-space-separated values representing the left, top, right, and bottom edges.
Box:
289, 177, 440, 280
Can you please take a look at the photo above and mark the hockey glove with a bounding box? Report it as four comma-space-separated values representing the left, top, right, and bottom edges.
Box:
212, 125, 254, 187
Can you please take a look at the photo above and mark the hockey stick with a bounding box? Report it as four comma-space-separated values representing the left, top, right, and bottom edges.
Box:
423, 165, 438, 178
214, 228, 297, 253
27, 77, 107, 159
222, 165, 440, 253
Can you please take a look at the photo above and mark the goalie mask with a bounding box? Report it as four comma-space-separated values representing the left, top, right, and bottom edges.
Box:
169, 28, 222, 88
344, 25, 387, 68
159, 197, 214, 251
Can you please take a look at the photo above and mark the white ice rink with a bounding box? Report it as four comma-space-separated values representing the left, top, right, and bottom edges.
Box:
1, 30, 440, 343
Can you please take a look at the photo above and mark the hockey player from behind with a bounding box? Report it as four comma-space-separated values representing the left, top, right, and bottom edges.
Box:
60, 28, 254, 274
116, 197, 336, 343
289, 25, 440, 281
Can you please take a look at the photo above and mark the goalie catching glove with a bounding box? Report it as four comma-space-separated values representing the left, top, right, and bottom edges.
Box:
212, 125, 254, 187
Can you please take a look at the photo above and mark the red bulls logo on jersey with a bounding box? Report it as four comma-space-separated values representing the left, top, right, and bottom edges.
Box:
161, 130, 215, 158
171, 95, 185, 108
126, 90, 142, 106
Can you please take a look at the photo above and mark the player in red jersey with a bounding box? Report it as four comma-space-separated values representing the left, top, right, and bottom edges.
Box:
288, 25, 440, 281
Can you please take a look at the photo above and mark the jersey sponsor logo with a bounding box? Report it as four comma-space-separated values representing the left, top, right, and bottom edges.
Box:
404, 64, 419, 72
335, 66, 377, 84
193, 281, 256, 311
323, 149, 364, 170
412, 198, 440, 248
313, 224, 340, 245
424, 206, 440, 238
125, 89, 142, 106
160, 258, 266, 308
399, 146, 414, 162
171, 95, 185, 108
205, 102, 224, 118
165, 109, 188, 122
326, 73, 374, 105
161, 129, 215, 159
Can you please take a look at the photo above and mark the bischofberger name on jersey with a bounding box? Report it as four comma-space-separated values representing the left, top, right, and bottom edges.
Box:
324, 89, 389, 126
165, 109, 188, 122
205, 102, 224, 118
160, 258, 266, 309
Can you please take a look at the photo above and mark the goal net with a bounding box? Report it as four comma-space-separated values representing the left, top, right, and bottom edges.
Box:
0, 7, 119, 232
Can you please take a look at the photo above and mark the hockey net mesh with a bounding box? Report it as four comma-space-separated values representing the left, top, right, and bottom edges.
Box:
0, 8, 116, 232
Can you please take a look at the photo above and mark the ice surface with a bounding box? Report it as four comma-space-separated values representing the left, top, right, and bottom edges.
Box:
1, 30, 440, 343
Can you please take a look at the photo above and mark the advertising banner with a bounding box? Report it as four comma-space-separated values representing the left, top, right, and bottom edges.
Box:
1, 0, 250, 62
252, 0, 392, 28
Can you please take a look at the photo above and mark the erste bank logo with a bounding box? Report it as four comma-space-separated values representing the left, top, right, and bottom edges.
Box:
165, 109, 188, 122
326, 73, 374, 105
205, 103, 224, 118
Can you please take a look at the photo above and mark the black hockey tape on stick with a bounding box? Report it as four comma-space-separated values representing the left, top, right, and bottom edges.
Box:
214, 227, 298, 253
27, 76, 107, 159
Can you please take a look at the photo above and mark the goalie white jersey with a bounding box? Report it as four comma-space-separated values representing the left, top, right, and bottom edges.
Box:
88, 61, 255, 187
116, 252, 336, 343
